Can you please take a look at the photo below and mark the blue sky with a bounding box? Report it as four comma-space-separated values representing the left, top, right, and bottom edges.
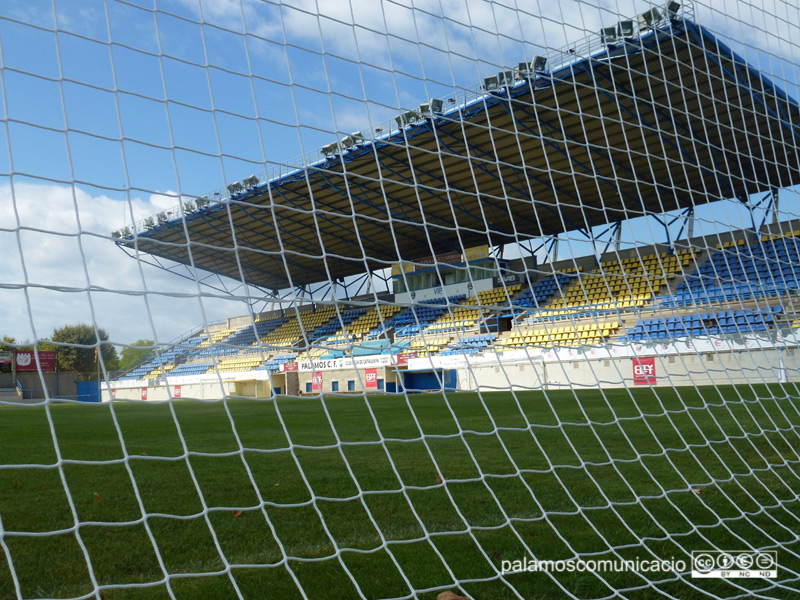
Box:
0, 0, 799, 350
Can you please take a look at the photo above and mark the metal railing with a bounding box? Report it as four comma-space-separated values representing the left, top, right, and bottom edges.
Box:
117, 2, 693, 238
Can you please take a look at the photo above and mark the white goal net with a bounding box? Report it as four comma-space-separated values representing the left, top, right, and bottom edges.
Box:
1, 0, 800, 599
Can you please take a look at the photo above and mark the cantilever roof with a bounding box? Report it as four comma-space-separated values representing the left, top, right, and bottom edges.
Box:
119, 19, 800, 291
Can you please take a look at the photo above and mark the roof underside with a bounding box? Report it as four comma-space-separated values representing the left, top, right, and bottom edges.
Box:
123, 20, 800, 290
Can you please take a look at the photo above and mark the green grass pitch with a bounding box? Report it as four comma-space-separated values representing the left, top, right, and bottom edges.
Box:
1, 385, 799, 599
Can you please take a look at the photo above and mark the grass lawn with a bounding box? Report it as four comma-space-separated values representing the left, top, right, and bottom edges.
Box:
1, 384, 799, 599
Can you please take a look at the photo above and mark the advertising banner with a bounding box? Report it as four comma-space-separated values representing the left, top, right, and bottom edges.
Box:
365, 368, 377, 388
311, 371, 323, 391
299, 354, 394, 372
632, 357, 657, 385
15, 351, 57, 372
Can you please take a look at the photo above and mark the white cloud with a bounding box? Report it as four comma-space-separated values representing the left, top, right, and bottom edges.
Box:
0, 183, 251, 347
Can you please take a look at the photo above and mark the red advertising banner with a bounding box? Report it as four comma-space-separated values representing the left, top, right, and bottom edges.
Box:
140, 387, 148, 401
280, 361, 299, 373
174, 385, 182, 398
395, 354, 410, 366
311, 371, 323, 391
415, 251, 462, 270
632, 357, 656, 385
15, 351, 57, 372
365, 368, 378, 388
110, 389, 116, 399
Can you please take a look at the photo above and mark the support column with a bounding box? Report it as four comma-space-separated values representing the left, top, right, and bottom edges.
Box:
773, 189, 780, 226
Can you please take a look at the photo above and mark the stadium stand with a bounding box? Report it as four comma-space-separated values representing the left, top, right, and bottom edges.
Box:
393, 297, 462, 337
620, 306, 784, 342
513, 269, 580, 309
662, 234, 800, 306
441, 333, 497, 355
112, 234, 799, 382
425, 287, 521, 332
501, 321, 621, 348
549, 249, 699, 312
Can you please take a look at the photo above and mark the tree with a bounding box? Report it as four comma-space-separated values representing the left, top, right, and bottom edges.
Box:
51, 324, 119, 379
118, 339, 155, 372
1, 336, 55, 352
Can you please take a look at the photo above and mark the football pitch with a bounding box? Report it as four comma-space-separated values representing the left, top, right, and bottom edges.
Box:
1, 385, 799, 599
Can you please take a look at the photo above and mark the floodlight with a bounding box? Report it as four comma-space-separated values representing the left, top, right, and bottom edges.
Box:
183, 200, 195, 213
618, 20, 634, 37
532, 55, 547, 72
515, 61, 531, 79
638, 7, 660, 28
144, 217, 155, 228
196, 196, 209, 208
227, 182, 243, 195
322, 142, 338, 157
429, 98, 444, 113
667, 1, 680, 17
498, 70, 514, 86
483, 75, 498, 91
157, 211, 168, 224
122, 226, 132, 237
417, 103, 432, 117
342, 132, 364, 149
600, 26, 618, 44
396, 110, 418, 127
242, 175, 259, 188
111, 230, 121, 239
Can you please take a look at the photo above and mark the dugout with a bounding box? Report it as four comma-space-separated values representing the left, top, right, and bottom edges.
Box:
402, 369, 457, 393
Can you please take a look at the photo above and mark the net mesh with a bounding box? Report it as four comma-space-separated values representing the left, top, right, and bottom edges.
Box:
1, 0, 800, 598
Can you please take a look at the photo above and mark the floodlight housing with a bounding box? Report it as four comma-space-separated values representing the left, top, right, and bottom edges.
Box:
532, 55, 547, 72
618, 20, 634, 37
638, 7, 660, 28
144, 217, 155, 228
243, 175, 259, 188
227, 182, 244, 195
111, 230, 121, 239
429, 98, 444, 113
498, 70, 514, 87
183, 200, 195, 213
322, 142, 338, 157
396, 110, 418, 127
667, 1, 680, 17
515, 61, 531, 79
601, 26, 618, 44
483, 75, 498, 91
